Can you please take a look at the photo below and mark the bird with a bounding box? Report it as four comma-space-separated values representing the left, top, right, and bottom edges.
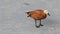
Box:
26, 9, 50, 28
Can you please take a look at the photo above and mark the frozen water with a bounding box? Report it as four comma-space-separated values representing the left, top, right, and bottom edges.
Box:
0, 0, 60, 34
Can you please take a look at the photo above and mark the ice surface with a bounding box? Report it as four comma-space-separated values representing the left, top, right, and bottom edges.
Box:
0, 0, 60, 34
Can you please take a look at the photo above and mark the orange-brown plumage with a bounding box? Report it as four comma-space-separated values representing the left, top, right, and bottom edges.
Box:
27, 9, 47, 20
26, 9, 50, 28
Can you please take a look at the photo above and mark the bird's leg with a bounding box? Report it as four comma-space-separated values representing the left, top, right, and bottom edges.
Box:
40, 20, 44, 26
35, 20, 37, 26
35, 20, 40, 28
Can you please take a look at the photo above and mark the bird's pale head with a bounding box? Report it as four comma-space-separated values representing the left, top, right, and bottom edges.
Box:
44, 10, 50, 16
44, 10, 48, 14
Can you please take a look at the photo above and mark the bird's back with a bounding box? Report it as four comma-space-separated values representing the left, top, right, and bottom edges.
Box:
29, 10, 47, 20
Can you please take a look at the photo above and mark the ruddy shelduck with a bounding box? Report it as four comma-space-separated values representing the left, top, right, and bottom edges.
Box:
26, 9, 50, 28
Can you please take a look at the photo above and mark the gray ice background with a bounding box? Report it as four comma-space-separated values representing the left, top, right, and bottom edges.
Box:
0, 0, 60, 34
